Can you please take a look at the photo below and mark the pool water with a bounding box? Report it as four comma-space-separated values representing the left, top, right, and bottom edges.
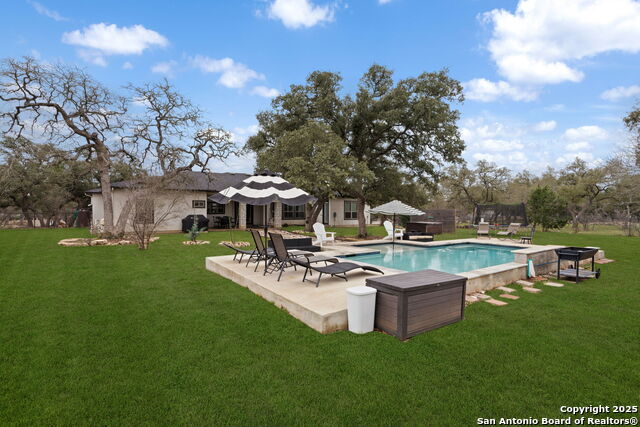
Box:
342, 243, 518, 274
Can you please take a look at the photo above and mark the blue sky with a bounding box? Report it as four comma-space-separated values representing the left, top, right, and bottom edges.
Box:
3, 0, 640, 173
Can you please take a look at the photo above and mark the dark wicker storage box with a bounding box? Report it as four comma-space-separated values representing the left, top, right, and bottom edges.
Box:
366, 269, 466, 340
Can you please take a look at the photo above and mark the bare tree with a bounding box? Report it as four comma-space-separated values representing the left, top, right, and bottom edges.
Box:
121, 79, 235, 175
0, 57, 126, 235
112, 80, 236, 239
124, 175, 186, 249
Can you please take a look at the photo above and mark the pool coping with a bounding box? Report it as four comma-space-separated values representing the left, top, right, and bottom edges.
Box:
320, 238, 603, 293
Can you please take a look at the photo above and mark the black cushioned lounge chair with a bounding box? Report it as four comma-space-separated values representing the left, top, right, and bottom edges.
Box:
267, 232, 338, 281
222, 242, 257, 263
291, 258, 384, 287
247, 229, 275, 271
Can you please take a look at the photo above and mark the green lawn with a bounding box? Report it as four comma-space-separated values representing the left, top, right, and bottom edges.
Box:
1, 227, 638, 425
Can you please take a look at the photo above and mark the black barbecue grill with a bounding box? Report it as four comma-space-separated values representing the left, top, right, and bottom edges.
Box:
554, 246, 600, 282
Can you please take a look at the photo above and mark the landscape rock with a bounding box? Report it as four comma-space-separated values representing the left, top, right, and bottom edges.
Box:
543, 281, 564, 288
516, 280, 534, 287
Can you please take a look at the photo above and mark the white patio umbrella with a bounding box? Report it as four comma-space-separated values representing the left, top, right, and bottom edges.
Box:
368, 200, 425, 246
209, 170, 316, 269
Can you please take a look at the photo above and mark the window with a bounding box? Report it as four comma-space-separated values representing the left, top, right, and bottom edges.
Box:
192, 200, 206, 209
283, 204, 305, 220
134, 199, 154, 224
344, 200, 357, 220
207, 201, 225, 215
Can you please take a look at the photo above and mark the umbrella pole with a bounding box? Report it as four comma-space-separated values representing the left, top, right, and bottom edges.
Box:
392, 213, 396, 248
264, 204, 269, 273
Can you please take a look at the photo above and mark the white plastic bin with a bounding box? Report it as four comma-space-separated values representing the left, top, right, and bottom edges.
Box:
346, 286, 377, 334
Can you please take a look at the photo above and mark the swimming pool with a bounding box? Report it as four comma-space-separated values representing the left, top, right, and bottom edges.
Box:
342, 243, 519, 274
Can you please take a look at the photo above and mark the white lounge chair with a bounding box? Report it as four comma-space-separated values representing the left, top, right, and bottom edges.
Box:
383, 220, 403, 240
497, 223, 521, 239
312, 222, 336, 247
477, 222, 490, 238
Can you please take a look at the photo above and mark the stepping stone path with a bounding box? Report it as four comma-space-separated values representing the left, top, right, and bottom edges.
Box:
497, 286, 516, 293
543, 281, 564, 288
475, 294, 491, 300
485, 298, 508, 306
465, 295, 479, 303
522, 287, 542, 294
500, 293, 520, 300
516, 280, 534, 286
595, 258, 615, 264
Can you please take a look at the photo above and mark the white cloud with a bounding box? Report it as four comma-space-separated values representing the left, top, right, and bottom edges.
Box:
464, 78, 537, 102
267, 0, 334, 29
533, 120, 556, 131
231, 124, 260, 144
601, 85, 640, 101
151, 60, 177, 76
566, 141, 591, 151
250, 86, 280, 98
190, 55, 264, 89
122, 61, 134, 70
478, 139, 524, 152
556, 152, 596, 165
472, 151, 528, 166
562, 125, 608, 141
77, 49, 107, 67
62, 23, 168, 65
28, 1, 68, 21
545, 104, 566, 112
482, 0, 640, 86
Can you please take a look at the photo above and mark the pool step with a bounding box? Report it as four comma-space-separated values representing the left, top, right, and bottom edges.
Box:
497, 286, 516, 293
543, 281, 564, 288
522, 287, 542, 294
500, 293, 520, 300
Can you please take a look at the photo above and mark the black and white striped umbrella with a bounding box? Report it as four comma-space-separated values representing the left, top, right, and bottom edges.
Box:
209, 171, 316, 263
209, 170, 315, 206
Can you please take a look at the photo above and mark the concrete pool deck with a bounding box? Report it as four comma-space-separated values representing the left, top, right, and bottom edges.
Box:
205, 238, 604, 333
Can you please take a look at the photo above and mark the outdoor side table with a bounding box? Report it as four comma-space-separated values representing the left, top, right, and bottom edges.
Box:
366, 269, 467, 340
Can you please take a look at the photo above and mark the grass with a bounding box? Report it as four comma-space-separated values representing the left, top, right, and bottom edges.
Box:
1, 227, 639, 425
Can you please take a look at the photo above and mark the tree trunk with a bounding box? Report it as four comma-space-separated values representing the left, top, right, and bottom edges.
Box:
305, 199, 325, 232
114, 198, 133, 237
96, 144, 115, 235
22, 208, 34, 228
572, 214, 580, 233
357, 196, 367, 238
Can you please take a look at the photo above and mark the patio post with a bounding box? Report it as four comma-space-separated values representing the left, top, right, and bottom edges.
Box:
274, 202, 282, 229
238, 203, 247, 230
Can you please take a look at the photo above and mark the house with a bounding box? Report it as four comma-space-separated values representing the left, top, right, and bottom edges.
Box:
87, 171, 373, 232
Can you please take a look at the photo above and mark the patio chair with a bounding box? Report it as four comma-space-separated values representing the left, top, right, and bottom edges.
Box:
222, 242, 257, 263
248, 230, 315, 272
496, 223, 521, 239
291, 258, 384, 287
477, 222, 490, 238
382, 220, 403, 240
312, 222, 336, 247
266, 232, 339, 281
247, 229, 275, 271
519, 226, 535, 244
